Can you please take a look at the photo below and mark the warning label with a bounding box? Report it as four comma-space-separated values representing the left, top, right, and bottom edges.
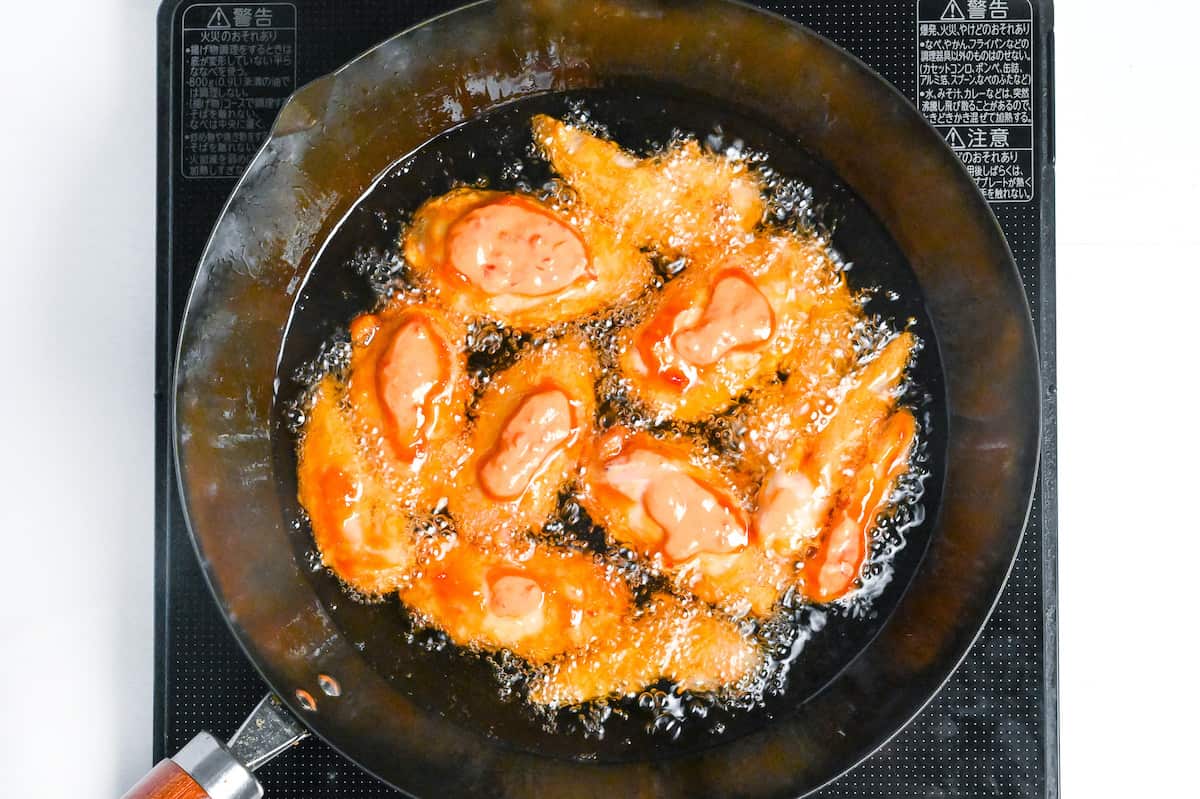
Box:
917, 0, 1035, 202
180, 4, 297, 179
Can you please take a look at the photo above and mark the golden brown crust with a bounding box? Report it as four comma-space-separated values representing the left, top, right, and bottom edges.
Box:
527, 593, 762, 707
343, 299, 472, 509
791, 331, 915, 476
449, 334, 599, 546
399, 538, 633, 665
802, 409, 917, 603
297, 114, 921, 706
577, 426, 753, 558
531, 114, 763, 257
576, 426, 785, 616
749, 333, 917, 597
403, 187, 653, 329
617, 234, 845, 421
297, 377, 419, 596
740, 286, 862, 471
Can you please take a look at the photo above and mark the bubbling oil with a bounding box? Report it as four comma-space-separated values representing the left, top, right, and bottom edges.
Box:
272, 85, 946, 760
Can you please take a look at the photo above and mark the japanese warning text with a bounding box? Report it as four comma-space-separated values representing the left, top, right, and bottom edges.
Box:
181, 4, 297, 179
917, 0, 1035, 202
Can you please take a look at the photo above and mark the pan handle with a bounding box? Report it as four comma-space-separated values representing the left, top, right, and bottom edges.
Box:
119, 694, 308, 799
120, 731, 261, 799
121, 758, 211, 799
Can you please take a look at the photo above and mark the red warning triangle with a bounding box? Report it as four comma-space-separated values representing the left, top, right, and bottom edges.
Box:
207, 7, 232, 29
941, 0, 966, 20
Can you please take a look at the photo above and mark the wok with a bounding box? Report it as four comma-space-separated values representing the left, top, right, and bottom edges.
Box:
138, 1, 1040, 796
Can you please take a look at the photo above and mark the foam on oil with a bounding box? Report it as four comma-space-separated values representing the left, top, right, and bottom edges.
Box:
272, 86, 947, 761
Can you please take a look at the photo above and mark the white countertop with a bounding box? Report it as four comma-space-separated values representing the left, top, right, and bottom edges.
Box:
0, 0, 1195, 796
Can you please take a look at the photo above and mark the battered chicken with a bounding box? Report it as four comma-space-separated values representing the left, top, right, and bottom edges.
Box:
753, 333, 917, 600
531, 114, 763, 257
299, 313, 765, 701
399, 536, 632, 665
449, 334, 598, 546
617, 233, 846, 421
404, 188, 653, 329
578, 425, 788, 618
741, 285, 863, 469
297, 113, 923, 712
528, 593, 762, 707
341, 299, 473, 508
803, 408, 916, 603
579, 339, 916, 617
297, 377, 419, 596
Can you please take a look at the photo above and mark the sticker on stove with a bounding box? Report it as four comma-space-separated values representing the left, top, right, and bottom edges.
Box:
917, 0, 1035, 203
179, 4, 297, 179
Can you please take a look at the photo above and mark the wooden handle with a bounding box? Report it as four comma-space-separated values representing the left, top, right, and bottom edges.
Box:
120, 759, 210, 799
118, 731, 261, 799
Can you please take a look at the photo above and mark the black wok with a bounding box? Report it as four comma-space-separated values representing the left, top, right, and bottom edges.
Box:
164, 1, 1040, 797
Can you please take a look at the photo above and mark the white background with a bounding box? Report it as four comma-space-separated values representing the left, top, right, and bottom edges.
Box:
0, 0, 1195, 796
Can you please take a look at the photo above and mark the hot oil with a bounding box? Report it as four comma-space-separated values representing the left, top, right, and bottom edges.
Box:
271, 84, 948, 762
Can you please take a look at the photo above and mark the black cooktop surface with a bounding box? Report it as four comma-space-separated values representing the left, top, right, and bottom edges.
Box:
155, 2, 1057, 796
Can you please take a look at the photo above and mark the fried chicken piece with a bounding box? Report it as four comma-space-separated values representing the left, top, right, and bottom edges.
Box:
304, 343, 634, 668
579, 427, 752, 562
527, 593, 763, 707
400, 537, 632, 665
741, 284, 862, 468
300, 110, 925, 707
403, 188, 653, 329
794, 332, 914, 477
449, 334, 598, 546
297, 377, 419, 596
580, 331, 914, 613
682, 544, 793, 619
305, 334, 633, 664
531, 114, 763, 257
343, 300, 472, 508
753, 333, 915, 567
618, 233, 844, 421
803, 409, 917, 603
578, 426, 787, 617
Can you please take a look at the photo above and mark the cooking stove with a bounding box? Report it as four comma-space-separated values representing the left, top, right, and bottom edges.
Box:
155, 1, 1057, 795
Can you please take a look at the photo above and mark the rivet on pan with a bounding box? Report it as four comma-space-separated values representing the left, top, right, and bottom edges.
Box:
317, 674, 342, 697
295, 689, 317, 712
